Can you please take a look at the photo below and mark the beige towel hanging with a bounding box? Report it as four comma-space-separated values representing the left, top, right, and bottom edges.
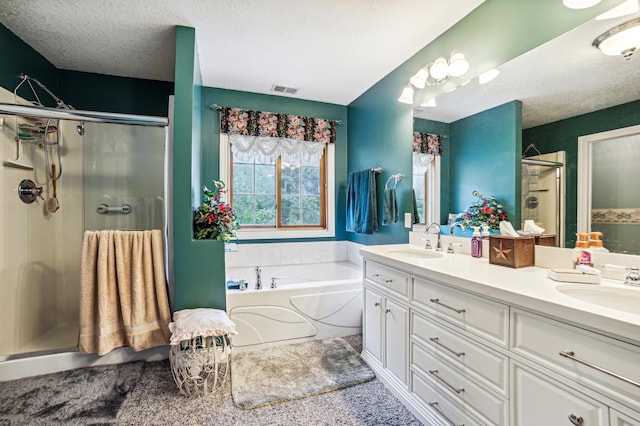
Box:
79, 230, 171, 355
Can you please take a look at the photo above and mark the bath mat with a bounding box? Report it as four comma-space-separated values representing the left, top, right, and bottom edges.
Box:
0, 361, 144, 425
231, 337, 375, 410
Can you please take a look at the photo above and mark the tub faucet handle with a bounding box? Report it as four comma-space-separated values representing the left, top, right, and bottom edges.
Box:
270, 277, 278, 288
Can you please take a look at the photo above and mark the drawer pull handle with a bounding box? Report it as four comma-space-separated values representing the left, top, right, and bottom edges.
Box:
568, 414, 584, 426
429, 369, 465, 394
385, 309, 391, 314
371, 273, 393, 283
428, 401, 464, 426
429, 337, 465, 357
374, 302, 380, 307
559, 350, 640, 388
429, 298, 466, 314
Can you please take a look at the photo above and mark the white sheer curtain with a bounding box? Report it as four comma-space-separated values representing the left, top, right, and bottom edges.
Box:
413, 152, 435, 175
229, 134, 326, 163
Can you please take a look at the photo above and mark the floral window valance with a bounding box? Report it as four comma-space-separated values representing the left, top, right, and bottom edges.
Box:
220, 107, 337, 144
413, 132, 443, 155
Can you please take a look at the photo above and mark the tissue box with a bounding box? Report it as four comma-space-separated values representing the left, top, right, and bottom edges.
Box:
489, 236, 535, 268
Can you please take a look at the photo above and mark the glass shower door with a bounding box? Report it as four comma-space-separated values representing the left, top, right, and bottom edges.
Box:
84, 123, 166, 231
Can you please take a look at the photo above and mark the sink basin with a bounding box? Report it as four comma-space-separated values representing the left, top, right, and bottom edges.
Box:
382, 247, 443, 260
556, 284, 640, 314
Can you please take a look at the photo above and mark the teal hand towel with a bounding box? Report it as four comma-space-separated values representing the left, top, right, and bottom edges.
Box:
383, 188, 398, 225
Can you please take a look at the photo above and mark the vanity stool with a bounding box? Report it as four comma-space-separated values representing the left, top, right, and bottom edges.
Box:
168, 308, 237, 397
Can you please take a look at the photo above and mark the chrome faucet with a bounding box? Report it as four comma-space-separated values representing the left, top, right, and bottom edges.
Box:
425, 223, 442, 251
255, 266, 262, 290
448, 223, 466, 254
625, 266, 640, 286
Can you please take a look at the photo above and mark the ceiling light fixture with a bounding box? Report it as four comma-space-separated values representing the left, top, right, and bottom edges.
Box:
421, 98, 437, 107
596, 0, 639, 20
563, 0, 601, 9
408, 50, 470, 89
478, 68, 500, 84
398, 84, 415, 104
593, 17, 640, 59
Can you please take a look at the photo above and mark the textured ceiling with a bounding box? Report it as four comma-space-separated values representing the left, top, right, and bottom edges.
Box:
414, 9, 640, 128
0, 0, 484, 105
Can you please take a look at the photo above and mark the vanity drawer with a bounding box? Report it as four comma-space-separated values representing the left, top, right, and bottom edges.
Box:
364, 260, 409, 298
412, 276, 509, 347
511, 309, 640, 410
411, 311, 509, 397
412, 342, 508, 425
411, 370, 484, 426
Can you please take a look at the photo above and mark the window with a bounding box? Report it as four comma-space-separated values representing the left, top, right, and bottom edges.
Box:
218, 107, 337, 239
231, 145, 326, 228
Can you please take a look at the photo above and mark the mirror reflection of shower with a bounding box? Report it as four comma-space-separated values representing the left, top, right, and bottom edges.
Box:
521, 145, 565, 247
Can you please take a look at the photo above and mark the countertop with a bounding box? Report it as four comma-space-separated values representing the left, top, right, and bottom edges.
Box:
360, 244, 640, 346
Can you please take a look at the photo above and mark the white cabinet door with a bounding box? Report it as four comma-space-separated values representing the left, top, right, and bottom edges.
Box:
610, 409, 640, 426
364, 288, 382, 363
384, 297, 408, 384
512, 362, 608, 426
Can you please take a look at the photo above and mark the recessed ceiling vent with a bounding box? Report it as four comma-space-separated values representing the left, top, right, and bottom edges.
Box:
271, 84, 299, 95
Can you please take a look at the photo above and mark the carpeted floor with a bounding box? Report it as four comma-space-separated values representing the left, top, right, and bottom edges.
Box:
1, 335, 421, 425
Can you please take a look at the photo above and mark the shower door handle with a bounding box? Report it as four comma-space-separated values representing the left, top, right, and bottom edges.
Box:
96, 203, 132, 215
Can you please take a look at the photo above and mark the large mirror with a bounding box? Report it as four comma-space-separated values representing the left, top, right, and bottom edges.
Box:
412, 9, 640, 254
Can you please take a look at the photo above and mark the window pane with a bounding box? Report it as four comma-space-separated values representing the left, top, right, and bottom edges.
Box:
302, 167, 320, 196
233, 195, 255, 225
233, 164, 255, 194
302, 196, 320, 225
256, 164, 276, 195
255, 196, 276, 225
281, 164, 300, 195
281, 195, 300, 225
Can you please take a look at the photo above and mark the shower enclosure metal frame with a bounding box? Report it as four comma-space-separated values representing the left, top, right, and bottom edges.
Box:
522, 156, 565, 247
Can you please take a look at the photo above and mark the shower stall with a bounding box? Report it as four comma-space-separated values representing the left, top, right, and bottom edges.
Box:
0, 82, 169, 368
521, 148, 565, 246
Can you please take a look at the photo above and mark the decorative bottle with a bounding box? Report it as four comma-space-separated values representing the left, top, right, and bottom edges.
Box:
471, 226, 483, 258
573, 233, 593, 268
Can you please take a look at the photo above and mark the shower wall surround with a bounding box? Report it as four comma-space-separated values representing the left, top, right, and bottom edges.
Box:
0, 86, 84, 357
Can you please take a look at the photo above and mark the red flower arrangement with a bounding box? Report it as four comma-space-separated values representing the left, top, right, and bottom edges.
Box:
458, 191, 508, 230
193, 180, 239, 242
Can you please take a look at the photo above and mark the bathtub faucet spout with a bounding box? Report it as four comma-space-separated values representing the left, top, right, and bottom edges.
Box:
255, 266, 262, 290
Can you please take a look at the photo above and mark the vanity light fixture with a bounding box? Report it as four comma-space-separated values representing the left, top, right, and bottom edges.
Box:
563, 0, 601, 9
478, 68, 500, 84
409, 50, 469, 89
596, 0, 639, 20
593, 17, 640, 59
398, 84, 415, 104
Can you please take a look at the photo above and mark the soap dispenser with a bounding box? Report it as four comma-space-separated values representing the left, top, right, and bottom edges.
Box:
471, 226, 483, 258
481, 223, 491, 239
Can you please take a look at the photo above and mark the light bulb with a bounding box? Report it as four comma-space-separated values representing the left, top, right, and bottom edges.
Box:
448, 51, 469, 77
479, 69, 500, 85
563, 0, 601, 9
409, 67, 429, 89
429, 57, 449, 81
398, 84, 414, 104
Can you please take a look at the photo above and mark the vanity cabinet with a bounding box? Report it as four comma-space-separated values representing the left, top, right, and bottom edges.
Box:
362, 261, 409, 387
360, 249, 640, 426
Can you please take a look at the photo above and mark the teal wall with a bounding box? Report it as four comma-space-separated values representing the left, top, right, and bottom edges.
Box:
172, 26, 226, 311
0, 23, 57, 94
449, 101, 522, 226
58, 70, 173, 116
200, 87, 349, 242
523, 99, 640, 247
346, 0, 616, 245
